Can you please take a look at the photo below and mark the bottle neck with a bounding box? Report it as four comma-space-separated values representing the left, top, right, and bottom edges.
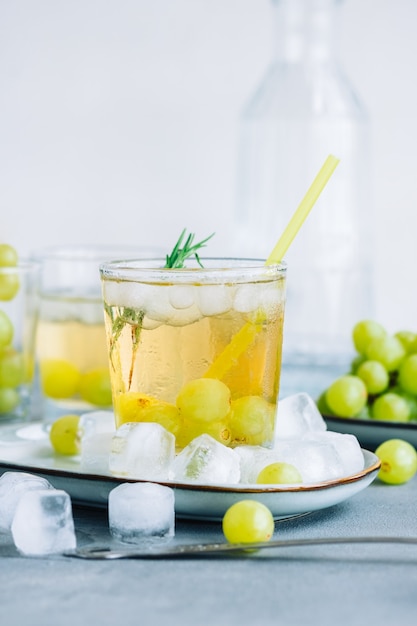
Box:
271, 0, 342, 64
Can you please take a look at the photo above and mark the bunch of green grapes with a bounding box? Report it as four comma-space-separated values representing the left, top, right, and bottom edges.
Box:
0, 244, 24, 416
318, 319, 417, 423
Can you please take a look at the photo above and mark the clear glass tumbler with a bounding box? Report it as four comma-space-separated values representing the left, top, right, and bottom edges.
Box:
100, 258, 286, 450
0, 261, 40, 422
32, 246, 163, 421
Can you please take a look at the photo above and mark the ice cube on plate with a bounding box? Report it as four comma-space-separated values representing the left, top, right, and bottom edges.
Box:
0, 471, 53, 532
78, 410, 115, 475
80, 432, 113, 475
170, 434, 240, 484
78, 410, 116, 437
109, 422, 175, 480
274, 393, 327, 440
273, 439, 344, 484
11, 489, 76, 556
304, 431, 365, 478
108, 482, 175, 544
234, 445, 275, 484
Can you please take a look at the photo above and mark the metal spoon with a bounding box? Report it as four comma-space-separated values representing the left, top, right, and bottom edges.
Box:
65, 536, 417, 560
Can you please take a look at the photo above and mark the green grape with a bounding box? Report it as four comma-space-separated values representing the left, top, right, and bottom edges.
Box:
316, 391, 332, 415
79, 367, 112, 407
375, 439, 417, 485
398, 354, 417, 395
395, 331, 417, 354
176, 419, 231, 448
356, 360, 389, 395
355, 403, 372, 420
352, 320, 386, 356
349, 354, 366, 374
408, 335, 417, 355
176, 378, 231, 423
256, 462, 303, 485
115, 391, 182, 436
390, 387, 417, 421
0, 272, 20, 301
0, 388, 19, 414
0, 244, 18, 267
365, 335, 405, 372
40, 359, 81, 399
229, 395, 275, 445
0, 310, 13, 349
49, 414, 81, 455
325, 375, 367, 417
371, 392, 410, 423
222, 500, 274, 545
0, 349, 25, 388
136, 401, 182, 437
115, 391, 159, 423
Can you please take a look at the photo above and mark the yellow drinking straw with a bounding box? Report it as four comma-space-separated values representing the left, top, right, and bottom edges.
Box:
265, 154, 340, 265
204, 154, 340, 380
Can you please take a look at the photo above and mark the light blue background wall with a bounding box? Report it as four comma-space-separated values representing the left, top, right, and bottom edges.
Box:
1, 0, 416, 331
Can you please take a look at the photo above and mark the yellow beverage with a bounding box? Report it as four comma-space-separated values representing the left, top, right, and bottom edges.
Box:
33, 245, 163, 416
37, 294, 112, 409
100, 259, 286, 449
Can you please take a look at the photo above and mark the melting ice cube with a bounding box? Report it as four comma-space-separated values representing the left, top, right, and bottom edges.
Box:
78, 410, 116, 437
0, 471, 53, 532
109, 422, 175, 480
170, 434, 240, 484
274, 393, 327, 441
11, 489, 76, 556
196, 285, 233, 316
303, 431, 365, 478
273, 439, 344, 484
78, 410, 116, 475
108, 482, 175, 544
234, 445, 275, 484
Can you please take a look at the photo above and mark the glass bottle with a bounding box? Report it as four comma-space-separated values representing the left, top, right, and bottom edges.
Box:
234, 0, 373, 396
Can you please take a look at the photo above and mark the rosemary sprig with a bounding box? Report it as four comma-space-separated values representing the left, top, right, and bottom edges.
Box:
164, 229, 215, 269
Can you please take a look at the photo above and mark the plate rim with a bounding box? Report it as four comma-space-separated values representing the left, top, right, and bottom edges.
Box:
0, 448, 381, 495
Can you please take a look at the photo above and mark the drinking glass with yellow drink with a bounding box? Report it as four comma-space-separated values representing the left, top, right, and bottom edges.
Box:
100, 248, 286, 449
33, 246, 162, 419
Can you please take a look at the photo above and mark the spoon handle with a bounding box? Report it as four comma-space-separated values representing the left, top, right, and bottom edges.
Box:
66, 536, 417, 560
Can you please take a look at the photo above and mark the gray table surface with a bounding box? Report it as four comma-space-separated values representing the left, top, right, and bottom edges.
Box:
1, 473, 417, 626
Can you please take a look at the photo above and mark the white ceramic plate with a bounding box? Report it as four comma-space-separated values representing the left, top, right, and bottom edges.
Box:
323, 415, 417, 451
0, 421, 381, 521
